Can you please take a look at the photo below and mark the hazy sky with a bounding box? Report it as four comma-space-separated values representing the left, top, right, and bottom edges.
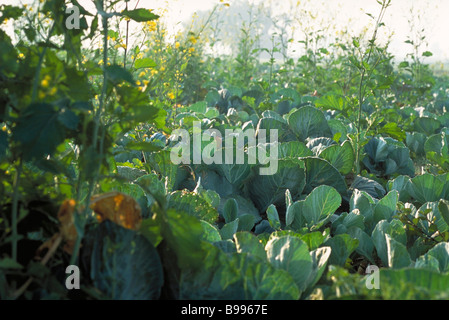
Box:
1, 0, 448, 62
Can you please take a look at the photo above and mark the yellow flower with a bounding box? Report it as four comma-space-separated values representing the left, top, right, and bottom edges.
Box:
189, 36, 197, 44
167, 92, 175, 100
136, 80, 141, 86
49, 87, 57, 96
139, 71, 146, 78
38, 91, 46, 99
188, 47, 195, 53
175, 42, 180, 49
41, 79, 50, 88
1, 125, 7, 132
18, 53, 25, 59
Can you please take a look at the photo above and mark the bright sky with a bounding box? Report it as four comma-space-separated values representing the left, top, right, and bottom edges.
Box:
1, 0, 448, 62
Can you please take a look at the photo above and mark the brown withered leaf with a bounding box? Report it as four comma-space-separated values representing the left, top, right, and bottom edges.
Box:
90, 192, 142, 230
57, 199, 78, 254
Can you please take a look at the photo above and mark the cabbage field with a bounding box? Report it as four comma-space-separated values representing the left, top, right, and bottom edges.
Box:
1, 0, 449, 301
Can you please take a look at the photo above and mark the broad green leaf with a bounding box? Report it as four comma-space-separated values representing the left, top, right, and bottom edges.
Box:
125, 141, 163, 153
85, 220, 163, 300
247, 159, 306, 213
237, 214, 256, 232
135, 173, 166, 204
439, 199, 449, 229
57, 108, 79, 130
200, 220, 222, 243
415, 254, 440, 272
425, 132, 449, 170
116, 166, 146, 181
286, 200, 306, 230
414, 117, 440, 136
379, 268, 449, 299
425, 242, 449, 273
192, 167, 234, 198
385, 234, 412, 269
307, 137, 336, 155
148, 150, 178, 192
188, 101, 207, 114
387, 175, 411, 202
332, 210, 365, 234
300, 185, 342, 230
241, 261, 300, 300
13, 103, 67, 161
347, 227, 375, 263
223, 198, 238, 223
139, 217, 162, 247
220, 219, 239, 240
161, 209, 206, 269
315, 94, 346, 112
305, 246, 332, 291
105, 64, 135, 85
234, 232, 266, 261
180, 243, 300, 300
278, 141, 313, 159
303, 157, 347, 196
407, 174, 445, 206
266, 236, 313, 293
350, 189, 376, 231
373, 190, 398, 223
134, 57, 156, 69
406, 132, 427, 156
256, 117, 296, 142
219, 194, 261, 224
378, 122, 406, 141
266, 204, 281, 230
351, 176, 386, 200
363, 137, 414, 177
168, 190, 218, 224
121, 8, 160, 22
319, 140, 354, 175
372, 219, 406, 267
299, 231, 326, 251
416, 201, 449, 235
179, 243, 244, 299
271, 88, 301, 105
324, 234, 359, 266
287, 106, 333, 141
213, 240, 237, 253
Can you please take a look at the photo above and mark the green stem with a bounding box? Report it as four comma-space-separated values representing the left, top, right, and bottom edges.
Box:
355, 0, 390, 175
123, 1, 130, 68
70, 3, 110, 266
11, 159, 23, 262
